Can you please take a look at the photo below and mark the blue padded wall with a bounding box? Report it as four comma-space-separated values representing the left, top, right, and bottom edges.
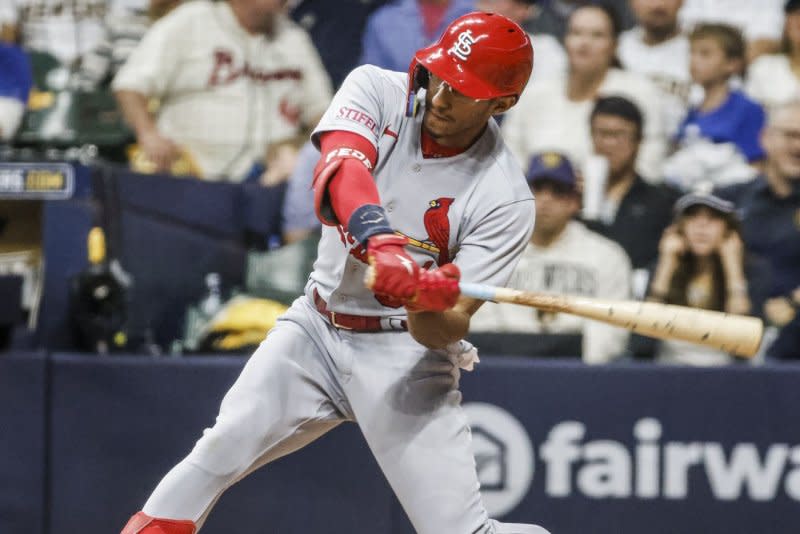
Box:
0, 353, 47, 534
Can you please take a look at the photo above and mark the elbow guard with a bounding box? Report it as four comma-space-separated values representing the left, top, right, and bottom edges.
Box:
312, 146, 375, 227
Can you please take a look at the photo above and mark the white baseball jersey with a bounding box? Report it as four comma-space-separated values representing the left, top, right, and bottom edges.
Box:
112, 0, 333, 181
309, 64, 535, 317
132, 64, 552, 534
618, 28, 691, 136
470, 221, 632, 364
0, 0, 107, 66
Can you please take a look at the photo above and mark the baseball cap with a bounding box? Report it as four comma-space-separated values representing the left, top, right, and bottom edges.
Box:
673, 193, 736, 218
526, 152, 578, 191
786, 0, 800, 14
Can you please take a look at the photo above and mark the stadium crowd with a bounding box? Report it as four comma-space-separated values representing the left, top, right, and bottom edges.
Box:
0, 0, 798, 363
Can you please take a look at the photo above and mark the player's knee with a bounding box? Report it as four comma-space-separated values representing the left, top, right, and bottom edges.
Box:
187, 406, 272, 477
187, 429, 247, 477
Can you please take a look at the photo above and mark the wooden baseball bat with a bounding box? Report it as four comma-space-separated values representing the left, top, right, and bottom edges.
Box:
458, 282, 763, 358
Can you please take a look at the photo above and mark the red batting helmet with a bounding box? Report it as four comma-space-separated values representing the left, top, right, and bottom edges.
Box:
406, 12, 534, 116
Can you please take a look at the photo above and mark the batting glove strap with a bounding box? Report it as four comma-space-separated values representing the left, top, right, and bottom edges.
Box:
348, 204, 394, 246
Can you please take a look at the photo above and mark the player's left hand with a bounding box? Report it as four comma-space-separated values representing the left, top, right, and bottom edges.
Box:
406, 263, 461, 312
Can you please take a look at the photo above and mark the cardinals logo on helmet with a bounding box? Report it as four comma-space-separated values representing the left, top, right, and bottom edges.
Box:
449, 30, 477, 61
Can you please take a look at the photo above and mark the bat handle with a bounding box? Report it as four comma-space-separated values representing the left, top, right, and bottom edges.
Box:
458, 282, 499, 301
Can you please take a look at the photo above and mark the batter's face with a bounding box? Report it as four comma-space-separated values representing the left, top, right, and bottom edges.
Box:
680, 207, 730, 257
590, 114, 640, 178
565, 7, 617, 74
762, 106, 800, 180
423, 73, 515, 148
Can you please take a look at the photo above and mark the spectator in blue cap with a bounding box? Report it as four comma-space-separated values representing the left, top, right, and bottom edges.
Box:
471, 151, 633, 364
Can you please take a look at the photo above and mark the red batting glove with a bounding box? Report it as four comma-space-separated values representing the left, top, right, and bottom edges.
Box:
367, 234, 419, 302
406, 263, 461, 312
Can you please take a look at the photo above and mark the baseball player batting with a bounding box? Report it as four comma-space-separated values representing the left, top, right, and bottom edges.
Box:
121, 12, 549, 534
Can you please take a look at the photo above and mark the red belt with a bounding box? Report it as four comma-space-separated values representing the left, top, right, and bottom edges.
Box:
313, 289, 407, 332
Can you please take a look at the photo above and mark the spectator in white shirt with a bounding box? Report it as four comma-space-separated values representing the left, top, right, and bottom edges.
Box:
503, 3, 667, 181
678, 0, 785, 63
113, 0, 333, 181
746, 0, 800, 112
618, 0, 691, 135
471, 151, 632, 364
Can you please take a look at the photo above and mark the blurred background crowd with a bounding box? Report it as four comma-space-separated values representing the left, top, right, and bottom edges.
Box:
0, 0, 798, 364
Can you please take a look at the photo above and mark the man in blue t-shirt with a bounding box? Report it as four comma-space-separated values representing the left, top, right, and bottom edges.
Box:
677, 23, 766, 162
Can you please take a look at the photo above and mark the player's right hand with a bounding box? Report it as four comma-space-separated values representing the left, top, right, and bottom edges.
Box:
406, 263, 461, 312
139, 129, 181, 173
366, 234, 419, 302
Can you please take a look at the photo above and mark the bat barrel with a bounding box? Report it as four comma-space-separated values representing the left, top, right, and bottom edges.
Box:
557, 297, 764, 358
459, 283, 764, 359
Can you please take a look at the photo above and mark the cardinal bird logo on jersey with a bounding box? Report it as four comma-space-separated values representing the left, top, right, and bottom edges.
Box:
423, 197, 454, 265
341, 197, 454, 270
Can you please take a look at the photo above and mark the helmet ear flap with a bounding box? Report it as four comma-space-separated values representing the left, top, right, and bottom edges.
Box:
406, 63, 430, 117
414, 66, 430, 91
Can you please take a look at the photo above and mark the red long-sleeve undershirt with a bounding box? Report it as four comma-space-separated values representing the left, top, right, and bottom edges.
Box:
319, 130, 379, 227
319, 128, 467, 227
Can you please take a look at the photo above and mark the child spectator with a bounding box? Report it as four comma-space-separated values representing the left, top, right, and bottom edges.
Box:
665, 23, 767, 190
677, 24, 766, 163
678, 0, 785, 63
